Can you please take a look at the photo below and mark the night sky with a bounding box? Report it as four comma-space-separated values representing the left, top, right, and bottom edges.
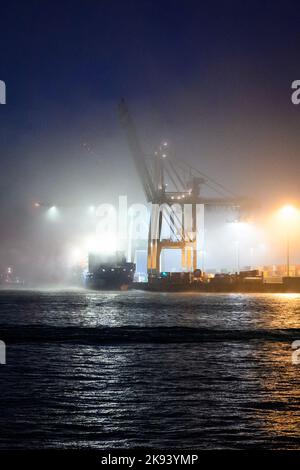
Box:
0, 0, 300, 278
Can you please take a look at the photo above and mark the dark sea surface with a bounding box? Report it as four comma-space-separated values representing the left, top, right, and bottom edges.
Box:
0, 289, 300, 449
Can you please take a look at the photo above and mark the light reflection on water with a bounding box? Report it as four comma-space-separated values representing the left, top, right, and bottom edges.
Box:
0, 290, 300, 449
1, 290, 300, 330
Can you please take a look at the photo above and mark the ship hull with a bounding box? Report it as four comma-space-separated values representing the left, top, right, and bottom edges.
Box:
85, 264, 135, 291
86, 274, 133, 290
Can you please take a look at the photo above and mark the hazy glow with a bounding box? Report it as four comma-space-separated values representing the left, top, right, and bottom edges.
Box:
69, 247, 82, 264
84, 233, 117, 254
47, 206, 59, 220
88, 205, 96, 214
97, 233, 117, 253
84, 235, 99, 253
35, 202, 300, 277
279, 204, 299, 221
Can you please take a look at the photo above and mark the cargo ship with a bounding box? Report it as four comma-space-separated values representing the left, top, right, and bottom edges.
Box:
85, 251, 135, 290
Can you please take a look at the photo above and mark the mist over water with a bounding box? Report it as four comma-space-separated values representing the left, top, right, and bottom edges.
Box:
1, 202, 298, 285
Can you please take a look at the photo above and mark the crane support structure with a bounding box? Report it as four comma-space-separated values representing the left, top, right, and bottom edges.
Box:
118, 100, 255, 276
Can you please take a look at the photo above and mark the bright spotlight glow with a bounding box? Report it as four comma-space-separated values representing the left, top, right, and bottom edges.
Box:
84, 235, 99, 253
47, 206, 59, 220
84, 233, 117, 254
88, 205, 95, 214
279, 204, 299, 220
97, 233, 117, 253
69, 247, 82, 264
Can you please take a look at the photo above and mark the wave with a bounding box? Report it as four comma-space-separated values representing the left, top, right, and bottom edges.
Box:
1, 326, 300, 344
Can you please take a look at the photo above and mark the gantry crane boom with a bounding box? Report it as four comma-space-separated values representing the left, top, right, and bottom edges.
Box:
118, 99, 157, 202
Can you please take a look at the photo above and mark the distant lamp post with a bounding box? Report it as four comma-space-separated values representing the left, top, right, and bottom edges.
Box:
279, 205, 299, 277
230, 219, 243, 273
234, 240, 240, 273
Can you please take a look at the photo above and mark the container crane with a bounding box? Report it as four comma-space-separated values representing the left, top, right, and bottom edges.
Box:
118, 99, 255, 276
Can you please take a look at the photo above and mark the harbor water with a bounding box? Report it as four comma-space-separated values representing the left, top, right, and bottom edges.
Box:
0, 290, 300, 449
